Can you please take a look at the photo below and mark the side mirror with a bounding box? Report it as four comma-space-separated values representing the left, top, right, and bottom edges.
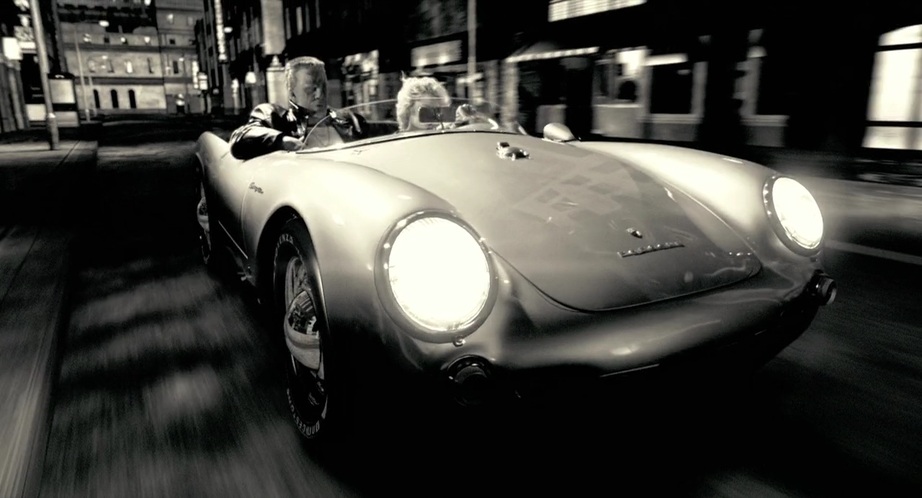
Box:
543, 122, 577, 143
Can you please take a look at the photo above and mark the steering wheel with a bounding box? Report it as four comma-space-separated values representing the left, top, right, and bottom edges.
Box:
303, 110, 366, 147
303, 117, 331, 148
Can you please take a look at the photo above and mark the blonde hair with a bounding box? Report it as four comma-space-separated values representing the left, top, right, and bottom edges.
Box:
396, 76, 451, 131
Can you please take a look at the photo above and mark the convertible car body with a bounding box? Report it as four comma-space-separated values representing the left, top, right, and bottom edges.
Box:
194, 98, 836, 441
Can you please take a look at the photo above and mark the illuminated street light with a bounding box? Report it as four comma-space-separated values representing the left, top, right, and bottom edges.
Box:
99, 20, 109, 27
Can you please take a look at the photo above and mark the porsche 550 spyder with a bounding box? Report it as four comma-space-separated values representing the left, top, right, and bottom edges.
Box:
193, 98, 836, 443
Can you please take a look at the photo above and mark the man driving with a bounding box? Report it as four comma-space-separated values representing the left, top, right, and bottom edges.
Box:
229, 56, 364, 159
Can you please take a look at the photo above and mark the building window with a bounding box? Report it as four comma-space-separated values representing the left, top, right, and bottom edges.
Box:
648, 57, 694, 114
93, 89, 100, 109
120, 36, 127, 45
173, 60, 181, 74
169, 38, 176, 45
864, 24, 922, 150
144, 36, 151, 45
187, 16, 194, 26
83, 33, 91, 43
168, 13, 174, 24
592, 48, 644, 103
315, 0, 320, 28
87, 59, 97, 73
111, 89, 119, 109
105, 57, 114, 73
296, 6, 303, 35
303, 4, 311, 32
128, 90, 137, 109
126, 61, 133, 73
103, 35, 110, 44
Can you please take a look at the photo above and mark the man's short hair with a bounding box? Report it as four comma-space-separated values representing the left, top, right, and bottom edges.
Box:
286, 56, 326, 91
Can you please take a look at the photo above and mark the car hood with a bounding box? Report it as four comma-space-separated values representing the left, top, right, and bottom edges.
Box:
316, 133, 760, 311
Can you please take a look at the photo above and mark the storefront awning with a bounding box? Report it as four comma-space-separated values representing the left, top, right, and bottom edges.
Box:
505, 40, 600, 64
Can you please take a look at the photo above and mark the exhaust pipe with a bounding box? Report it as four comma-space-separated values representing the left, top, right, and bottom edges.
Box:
808, 271, 837, 305
447, 357, 493, 407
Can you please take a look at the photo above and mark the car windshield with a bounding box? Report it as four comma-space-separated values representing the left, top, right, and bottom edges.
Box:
298, 98, 528, 151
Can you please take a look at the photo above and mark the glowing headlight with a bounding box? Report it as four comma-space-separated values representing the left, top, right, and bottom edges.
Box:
765, 176, 824, 252
384, 215, 493, 333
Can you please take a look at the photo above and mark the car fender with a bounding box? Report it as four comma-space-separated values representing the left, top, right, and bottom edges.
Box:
243, 154, 460, 336
573, 141, 825, 266
195, 131, 231, 177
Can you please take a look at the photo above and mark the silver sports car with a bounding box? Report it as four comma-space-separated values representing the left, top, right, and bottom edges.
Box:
193, 98, 836, 445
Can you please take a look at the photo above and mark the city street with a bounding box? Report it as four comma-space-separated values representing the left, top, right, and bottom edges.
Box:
30, 118, 922, 497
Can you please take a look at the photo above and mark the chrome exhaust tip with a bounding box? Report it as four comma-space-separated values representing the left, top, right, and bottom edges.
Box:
809, 271, 837, 305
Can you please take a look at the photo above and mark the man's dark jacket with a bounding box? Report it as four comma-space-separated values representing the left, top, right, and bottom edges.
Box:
229, 103, 365, 160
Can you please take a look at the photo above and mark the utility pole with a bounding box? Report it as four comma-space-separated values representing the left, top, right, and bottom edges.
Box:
28, 0, 59, 149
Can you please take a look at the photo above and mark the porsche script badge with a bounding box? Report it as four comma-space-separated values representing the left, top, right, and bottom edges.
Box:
618, 241, 685, 258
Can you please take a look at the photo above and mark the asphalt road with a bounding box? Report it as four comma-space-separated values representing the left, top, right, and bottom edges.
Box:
37, 119, 922, 497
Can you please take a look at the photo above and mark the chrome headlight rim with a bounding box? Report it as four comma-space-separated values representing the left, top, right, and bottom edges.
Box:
375, 210, 498, 344
762, 175, 824, 257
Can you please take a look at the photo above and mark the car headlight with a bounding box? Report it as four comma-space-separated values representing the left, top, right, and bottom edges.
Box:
379, 212, 495, 339
763, 176, 824, 254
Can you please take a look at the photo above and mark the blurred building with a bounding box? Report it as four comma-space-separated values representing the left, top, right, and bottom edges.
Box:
517, 0, 922, 154
213, 0, 288, 113
53, 0, 203, 118
1, 0, 31, 133
154, 0, 205, 114
4, 0, 69, 128
193, 0, 234, 115
200, 0, 922, 154
204, 0, 541, 115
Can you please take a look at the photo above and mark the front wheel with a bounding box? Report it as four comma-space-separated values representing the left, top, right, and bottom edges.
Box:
273, 220, 342, 445
196, 181, 214, 268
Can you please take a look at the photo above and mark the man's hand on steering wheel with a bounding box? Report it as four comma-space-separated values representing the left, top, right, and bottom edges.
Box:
281, 135, 303, 151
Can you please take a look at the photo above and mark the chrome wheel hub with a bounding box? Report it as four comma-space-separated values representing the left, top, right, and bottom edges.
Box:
282, 255, 326, 420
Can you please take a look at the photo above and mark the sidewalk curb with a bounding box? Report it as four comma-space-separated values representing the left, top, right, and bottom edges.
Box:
0, 139, 97, 498
0, 230, 75, 498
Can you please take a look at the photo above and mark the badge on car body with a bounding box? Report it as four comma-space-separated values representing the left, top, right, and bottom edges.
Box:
618, 241, 685, 258
496, 141, 529, 160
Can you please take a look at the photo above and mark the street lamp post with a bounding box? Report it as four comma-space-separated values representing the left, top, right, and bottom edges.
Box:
467, 0, 477, 99
180, 56, 190, 111
28, 0, 59, 149
72, 26, 93, 122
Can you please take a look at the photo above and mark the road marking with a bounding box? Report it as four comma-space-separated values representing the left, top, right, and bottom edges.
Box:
826, 240, 922, 266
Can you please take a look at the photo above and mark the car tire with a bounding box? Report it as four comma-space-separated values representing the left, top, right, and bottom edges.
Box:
196, 180, 217, 269
272, 218, 352, 449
